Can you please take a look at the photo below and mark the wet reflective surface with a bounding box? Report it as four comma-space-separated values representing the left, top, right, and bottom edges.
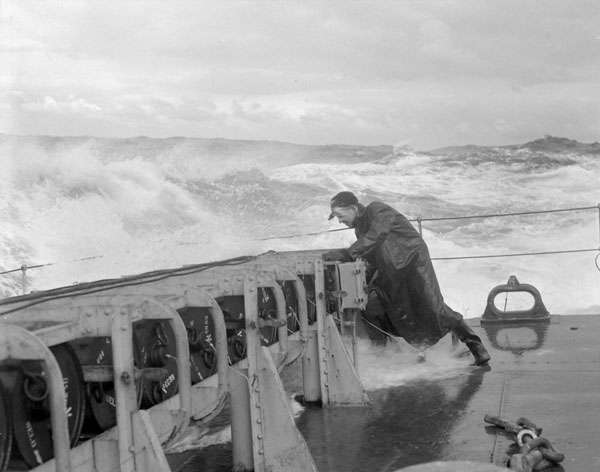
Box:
296, 368, 490, 471
171, 315, 600, 472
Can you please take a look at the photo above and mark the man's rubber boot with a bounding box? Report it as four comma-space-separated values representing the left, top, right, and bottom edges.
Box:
467, 341, 491, 366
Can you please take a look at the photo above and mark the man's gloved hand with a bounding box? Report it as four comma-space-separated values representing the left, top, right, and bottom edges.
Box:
322, 248, 353, 262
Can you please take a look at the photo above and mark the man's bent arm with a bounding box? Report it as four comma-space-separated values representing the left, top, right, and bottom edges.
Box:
348, 204, 395, 259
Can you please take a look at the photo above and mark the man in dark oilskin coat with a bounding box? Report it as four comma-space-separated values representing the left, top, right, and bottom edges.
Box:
324, 191, 491, 366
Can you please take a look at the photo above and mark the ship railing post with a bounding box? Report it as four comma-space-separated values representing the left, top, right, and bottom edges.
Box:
0, 325, 72, 472
21, 264, 27, 295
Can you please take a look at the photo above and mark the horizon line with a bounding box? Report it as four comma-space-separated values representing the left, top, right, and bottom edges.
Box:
0, 131, 597, 152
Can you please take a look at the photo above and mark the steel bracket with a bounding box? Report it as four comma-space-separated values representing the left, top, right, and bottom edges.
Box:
228, 276, 318, 472
313, 259, 369, 406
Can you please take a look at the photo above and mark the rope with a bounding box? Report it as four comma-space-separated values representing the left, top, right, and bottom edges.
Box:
360, 314, 401, 342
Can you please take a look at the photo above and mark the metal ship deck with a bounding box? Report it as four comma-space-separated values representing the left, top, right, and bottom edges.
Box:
170, 314, 600, 471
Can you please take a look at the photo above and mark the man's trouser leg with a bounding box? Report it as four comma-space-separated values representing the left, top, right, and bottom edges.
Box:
413, 252, 490, 364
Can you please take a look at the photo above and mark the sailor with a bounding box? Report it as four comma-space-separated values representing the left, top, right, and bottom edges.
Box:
324, 191, 491, 366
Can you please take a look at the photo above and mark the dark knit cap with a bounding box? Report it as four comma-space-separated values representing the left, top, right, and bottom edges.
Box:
328, 191, 358, 220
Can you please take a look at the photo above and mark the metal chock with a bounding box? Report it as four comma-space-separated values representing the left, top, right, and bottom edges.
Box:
314, 259, 369, 407
229, 276, 318, 472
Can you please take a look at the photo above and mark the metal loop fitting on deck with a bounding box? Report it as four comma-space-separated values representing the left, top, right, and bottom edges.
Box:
482, 275, 550, 324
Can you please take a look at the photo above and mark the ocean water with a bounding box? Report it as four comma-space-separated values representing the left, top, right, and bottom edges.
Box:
1, 134, 599, 317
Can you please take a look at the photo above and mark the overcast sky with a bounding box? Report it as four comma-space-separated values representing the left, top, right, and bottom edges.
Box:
1, 0, 599, 148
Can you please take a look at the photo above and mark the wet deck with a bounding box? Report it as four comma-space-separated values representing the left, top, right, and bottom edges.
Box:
169, 314, 600, 471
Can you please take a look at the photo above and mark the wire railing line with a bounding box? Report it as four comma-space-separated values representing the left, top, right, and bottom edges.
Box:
414, 205, 598, 222
0, 255, 104, 276
255, 227, 348, 241
1, 204, 598, 280
0, 263, 53, 275
431, 247, 599, 261
256, 204, 599, 241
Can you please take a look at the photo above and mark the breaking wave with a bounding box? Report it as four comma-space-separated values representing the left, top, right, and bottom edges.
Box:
1, 134, 599, 316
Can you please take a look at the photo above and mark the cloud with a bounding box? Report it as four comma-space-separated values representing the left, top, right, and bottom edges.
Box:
417, 18, 481, 69
1, 1, 599, 146
21, 95, 101, 113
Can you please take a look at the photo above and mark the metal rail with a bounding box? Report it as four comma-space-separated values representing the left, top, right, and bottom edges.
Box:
431, 247, 599, 261
0, 255, 369, 472
255, 204, 600, 240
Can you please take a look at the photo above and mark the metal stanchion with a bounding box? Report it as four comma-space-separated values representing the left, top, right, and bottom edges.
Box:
20, 265, 27, 295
